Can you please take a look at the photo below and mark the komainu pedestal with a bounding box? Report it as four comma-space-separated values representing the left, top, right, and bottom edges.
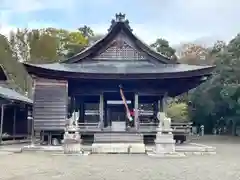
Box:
154, 127, 176, 155
148, 112, 185, 158
63, 128, 82, 154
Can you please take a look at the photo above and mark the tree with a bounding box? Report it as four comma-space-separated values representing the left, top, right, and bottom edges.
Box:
9, 28, 60, 63
188, 35, 240, 134
62, 31, 88, 58
0, 34, 32, 94
178, 43, 212, 65
166, 102, 190, 123
78, 25, 94, 38
210, 40, 226, 54
9, 28, 89, 62
43, 28, 89, 58
150, 38, 177, 59
28, 29, 60, 63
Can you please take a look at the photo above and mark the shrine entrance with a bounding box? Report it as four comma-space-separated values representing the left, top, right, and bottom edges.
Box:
106, 100, 132, 126
104, 91, 134, 130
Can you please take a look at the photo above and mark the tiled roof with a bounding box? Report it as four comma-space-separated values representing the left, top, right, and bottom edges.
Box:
0, 85, 32, 104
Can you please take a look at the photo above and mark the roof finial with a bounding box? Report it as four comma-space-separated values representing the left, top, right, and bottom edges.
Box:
115, 13, 125, 22
108, 13, 132, 32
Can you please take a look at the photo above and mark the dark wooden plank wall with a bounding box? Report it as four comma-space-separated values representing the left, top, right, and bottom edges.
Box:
33, 78, 68, 131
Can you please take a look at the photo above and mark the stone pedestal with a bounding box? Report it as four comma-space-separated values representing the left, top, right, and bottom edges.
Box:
154, 131, 175, 154
148, 128, 185, 157
148, 112, 185, 157
63, 130, 83, 154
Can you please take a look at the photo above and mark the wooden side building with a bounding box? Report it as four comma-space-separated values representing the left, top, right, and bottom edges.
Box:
0, 65, 32, 143
23, 13, 214, 143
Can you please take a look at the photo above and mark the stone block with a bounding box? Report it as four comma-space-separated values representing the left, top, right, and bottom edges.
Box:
192, 152, 203, 155
128, 143, 146, 153
147, 151, 186, 158
92, 143, 128, 153
91, 143, 146, 154
206, 152, 216, 155
63, 131, 82, 154
155, 133, 176, 154
94, 133, 143, 143
63, 143, 82, 154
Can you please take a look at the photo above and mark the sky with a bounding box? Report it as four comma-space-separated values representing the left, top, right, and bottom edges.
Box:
0, 0, 240, 46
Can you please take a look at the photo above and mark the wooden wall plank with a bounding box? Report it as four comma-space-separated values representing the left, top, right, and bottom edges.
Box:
33, 78, 68, 131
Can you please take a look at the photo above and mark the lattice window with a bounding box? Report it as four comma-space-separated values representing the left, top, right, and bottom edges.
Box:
93, 40, 146, 60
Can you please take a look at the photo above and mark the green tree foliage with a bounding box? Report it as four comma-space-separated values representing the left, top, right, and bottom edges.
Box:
166, 102, 190, 123
150, 38, 177, 60
210, 40, 226, 55
78, 25, 94, 38
188, 35, 240, 133
0, 34, 32, 95
28, 29, 60, 63
0, 27, 91, 94
63, 31, 88, 58
9, 28, 90, 63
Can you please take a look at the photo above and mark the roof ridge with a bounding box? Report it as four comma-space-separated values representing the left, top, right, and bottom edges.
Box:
61, 13, 174, 64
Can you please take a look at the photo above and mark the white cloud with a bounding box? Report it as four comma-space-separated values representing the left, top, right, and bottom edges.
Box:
0, 0, 239, 46
0, 0, 76, 12
90, 23, 209, 45
0, 0, 76, 37
0, 25, 16, 37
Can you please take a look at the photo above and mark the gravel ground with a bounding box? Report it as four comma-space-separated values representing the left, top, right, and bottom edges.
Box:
0, 136, 240, 180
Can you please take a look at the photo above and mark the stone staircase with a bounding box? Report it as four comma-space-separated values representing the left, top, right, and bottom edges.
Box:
92, 132, 145, 154
94, 132, 144, 143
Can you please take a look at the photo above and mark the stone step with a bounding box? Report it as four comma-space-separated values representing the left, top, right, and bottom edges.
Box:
92, 143, 146, 154
94, 133, 143, 143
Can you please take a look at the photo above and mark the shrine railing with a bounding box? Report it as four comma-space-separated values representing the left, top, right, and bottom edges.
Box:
138, 122, 192, 134
78, 122, 100, 130
171, 122, 192, 134
138, 122, 158, 131
77, 121, 192, 134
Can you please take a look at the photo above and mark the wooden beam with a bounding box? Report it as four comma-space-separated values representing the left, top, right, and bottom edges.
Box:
70, 87, 165, 96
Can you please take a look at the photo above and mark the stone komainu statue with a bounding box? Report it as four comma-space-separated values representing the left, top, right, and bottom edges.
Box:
157, 112, 171, 130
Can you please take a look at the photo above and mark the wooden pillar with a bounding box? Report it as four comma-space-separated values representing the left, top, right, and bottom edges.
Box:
158, 99, 162, 112
13, 106, 16, 140
28, 107, 34, 145
134, 93, 139, 130
153, 101, 158, 123
73, 96, 76, 125
27, 105, 32, 140
79, 99, 84, 123
0, 104, 5, 145
104, 100, 107, 127
99, 94, 104, 130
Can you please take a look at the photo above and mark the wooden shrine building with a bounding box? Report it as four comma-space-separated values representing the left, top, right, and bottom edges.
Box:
0, 65, 32, 143
23, 13, 214, 143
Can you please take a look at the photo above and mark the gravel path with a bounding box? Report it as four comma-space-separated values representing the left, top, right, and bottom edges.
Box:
0, 136, 239, 180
